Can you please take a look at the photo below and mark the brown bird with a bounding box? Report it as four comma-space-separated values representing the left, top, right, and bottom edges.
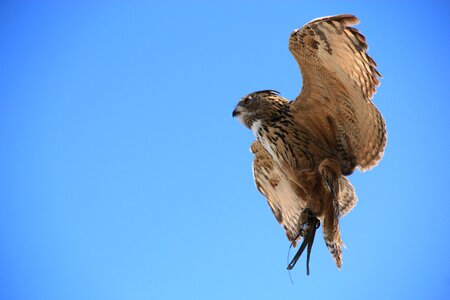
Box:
232, 14, 386, 275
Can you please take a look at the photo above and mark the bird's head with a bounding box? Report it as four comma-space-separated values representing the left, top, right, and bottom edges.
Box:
232, 90, 283, 129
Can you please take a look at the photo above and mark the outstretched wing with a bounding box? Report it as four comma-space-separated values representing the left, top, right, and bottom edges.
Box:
251, 141, 306, 246
289, 14, 386, 174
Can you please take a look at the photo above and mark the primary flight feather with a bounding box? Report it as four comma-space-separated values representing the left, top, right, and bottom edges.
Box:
233, 14, 386, 274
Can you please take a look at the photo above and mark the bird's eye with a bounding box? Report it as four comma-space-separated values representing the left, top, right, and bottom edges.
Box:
243, 96, 252, 105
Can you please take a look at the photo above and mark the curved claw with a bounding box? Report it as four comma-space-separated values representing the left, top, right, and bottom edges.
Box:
287, 213, 320, 275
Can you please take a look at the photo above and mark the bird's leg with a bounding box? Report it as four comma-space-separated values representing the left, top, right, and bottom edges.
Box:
319, 159, 341, 215
287, 208, 320, 275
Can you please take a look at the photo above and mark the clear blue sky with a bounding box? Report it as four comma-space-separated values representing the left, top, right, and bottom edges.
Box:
1, 1, 449, 299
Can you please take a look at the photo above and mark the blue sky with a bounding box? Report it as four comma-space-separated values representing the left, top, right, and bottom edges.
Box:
1, 1, 449, 299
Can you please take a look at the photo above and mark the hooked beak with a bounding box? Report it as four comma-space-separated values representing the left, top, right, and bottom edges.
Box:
232, 107, 241, 118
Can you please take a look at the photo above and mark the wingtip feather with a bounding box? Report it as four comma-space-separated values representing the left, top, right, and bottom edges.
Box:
309, 14, 359, 26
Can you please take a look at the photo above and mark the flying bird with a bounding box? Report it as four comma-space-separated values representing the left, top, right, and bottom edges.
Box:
232, 14, 386, 275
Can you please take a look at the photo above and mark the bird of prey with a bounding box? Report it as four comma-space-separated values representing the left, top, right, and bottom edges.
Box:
232, 14, 386, 275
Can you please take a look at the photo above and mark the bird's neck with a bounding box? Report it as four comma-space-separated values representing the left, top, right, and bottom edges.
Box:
251, 101, 292, 130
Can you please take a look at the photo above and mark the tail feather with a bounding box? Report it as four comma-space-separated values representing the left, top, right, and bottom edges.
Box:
319, 159, 344, 268
324, 235, 343, 268
322, 196, 344, 268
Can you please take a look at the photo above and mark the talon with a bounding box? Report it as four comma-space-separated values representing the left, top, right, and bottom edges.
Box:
287, 209, 320, 275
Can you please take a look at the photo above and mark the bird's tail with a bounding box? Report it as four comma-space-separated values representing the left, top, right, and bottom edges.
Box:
319, 159, 345, 268
322, 212, 344, 268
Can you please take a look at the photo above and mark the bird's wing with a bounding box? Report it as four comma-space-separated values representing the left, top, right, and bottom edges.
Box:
251, 141, 307, 246
289, 14, 386, 173
338, 176, 357, 217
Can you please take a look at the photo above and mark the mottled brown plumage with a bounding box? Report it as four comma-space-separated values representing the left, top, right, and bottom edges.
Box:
233, 14, 386, 274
